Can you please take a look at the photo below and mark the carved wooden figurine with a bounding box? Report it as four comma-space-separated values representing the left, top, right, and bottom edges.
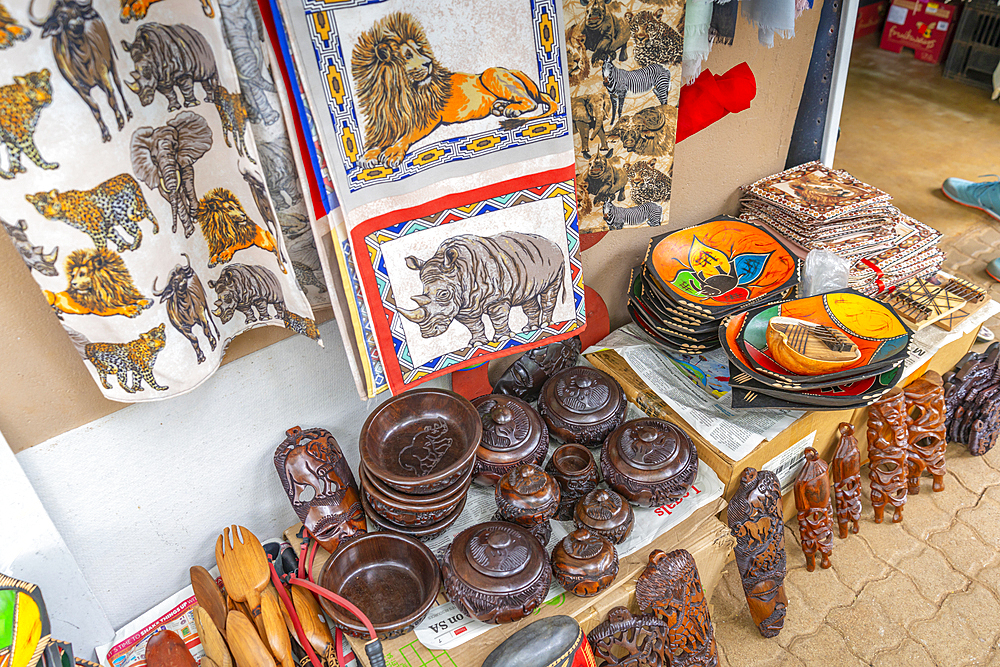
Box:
588, 606, 669, 667
635, 549, 719, 667
904, 370, 947, 493
867, 388, 909, 523
831, 423, 862, 538
793, 447, 834, 571
726, 468, 787, 638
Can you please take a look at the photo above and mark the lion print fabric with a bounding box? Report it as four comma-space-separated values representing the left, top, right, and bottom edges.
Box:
276, 0, 585, 397
565, 0, 685, 233
0, 0, 317, 402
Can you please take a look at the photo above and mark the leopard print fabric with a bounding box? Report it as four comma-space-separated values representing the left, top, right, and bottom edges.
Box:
85, 323, 169, 393
625, 161, 671, 205
0, 69, 58, 179
26, 173, 159, 251
214, 84, 255, 163
283, 310, 319, 340
626, 10, 683, 67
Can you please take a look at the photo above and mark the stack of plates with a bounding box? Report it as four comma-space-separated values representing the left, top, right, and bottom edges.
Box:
720, 290, 913, 410
739, 161, 944, 296
627, 217, 802, 354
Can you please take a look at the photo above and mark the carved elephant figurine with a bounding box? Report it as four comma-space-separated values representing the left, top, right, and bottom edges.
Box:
130, 111, 212, 238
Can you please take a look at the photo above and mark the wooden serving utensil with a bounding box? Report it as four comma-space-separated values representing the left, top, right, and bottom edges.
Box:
289, 586, 332, 656
193, 606, 232, 667
216, 526, 270, 640
260, 588, 294, 667
191, 566, 228, 640
144, 628, 197, 667
227, 611, 276, 667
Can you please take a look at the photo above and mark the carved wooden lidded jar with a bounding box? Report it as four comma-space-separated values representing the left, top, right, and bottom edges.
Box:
601, 418, 699, 508
550, 528, 619, 597
471, 395, 549, 486
442, 522, 552, 624
495, 464, 560, 548
538, 367, 627, 447
545, 444, 600, 521
573, 488, 635, 545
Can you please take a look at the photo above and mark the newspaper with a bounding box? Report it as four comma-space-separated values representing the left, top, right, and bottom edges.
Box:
411, 415, 724, 652
587, 324, 802, 461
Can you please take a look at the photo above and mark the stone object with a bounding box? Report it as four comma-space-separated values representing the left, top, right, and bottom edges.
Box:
471, 394, 548, 486
793, 447, 834, 571
538, 366, 627, 447
545, 444, 600, 520
904, 370, 947, 493
550, 528, 619, 597
600, 418, 698, 508
480, 616, 596, 667
574, 487, 635, 545
867, 387, 909, 523
831, 423, 862, 538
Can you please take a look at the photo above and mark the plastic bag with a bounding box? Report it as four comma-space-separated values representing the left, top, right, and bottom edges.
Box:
801, 249, 850, 297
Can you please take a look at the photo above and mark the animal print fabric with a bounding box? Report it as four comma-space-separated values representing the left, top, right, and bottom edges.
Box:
565, 0, 684, 233
0, 0, 317, 402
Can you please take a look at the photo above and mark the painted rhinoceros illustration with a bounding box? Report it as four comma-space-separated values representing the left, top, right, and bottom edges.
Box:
398, 232, 566, 347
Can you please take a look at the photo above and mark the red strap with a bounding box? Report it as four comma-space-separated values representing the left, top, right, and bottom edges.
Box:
860, 258, 890, 294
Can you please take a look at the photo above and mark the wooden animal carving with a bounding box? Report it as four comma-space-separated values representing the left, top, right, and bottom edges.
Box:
943, 342, 1000, 456
766, 317, 860, 375
635, 549, 719, 667
867, 387, 909, 523
793, 448, 833, 571
588, 606, 668, 667
726, 468, 787, 638
831, 423, 862, 538
904, 370, 947, 493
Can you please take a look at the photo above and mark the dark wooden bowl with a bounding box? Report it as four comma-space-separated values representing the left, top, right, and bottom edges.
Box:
550, 528, 619, 597
361, 492, 467, 541
545, 444, 599, 521
317, 532, 440, 638
361, 460, 473, 505
360, 388, 482, 495
359, 464, 466, 527
574, 488, 635, 544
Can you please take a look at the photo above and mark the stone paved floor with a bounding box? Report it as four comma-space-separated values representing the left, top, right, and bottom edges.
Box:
713, 442, 1000, 666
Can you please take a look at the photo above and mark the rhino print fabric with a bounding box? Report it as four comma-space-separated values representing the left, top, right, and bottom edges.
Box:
0, 0, 318, 401
277, 0, 585, 396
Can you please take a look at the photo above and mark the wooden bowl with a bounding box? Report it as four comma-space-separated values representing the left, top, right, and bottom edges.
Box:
359, 464, 467, 527
361, 492, 467, 541
360, 459, 473, 505
317, 532, 440, 638
360, 388, 482, 495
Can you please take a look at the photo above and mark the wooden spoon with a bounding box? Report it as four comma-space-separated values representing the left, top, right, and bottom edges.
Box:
227, 611, 276, 667
191, 566, 228, 640
261, 588, 294, 667
144, 628, 197, 667
289, 586, 332, 656
216, 526, 270, 640
193, 606, 232, 667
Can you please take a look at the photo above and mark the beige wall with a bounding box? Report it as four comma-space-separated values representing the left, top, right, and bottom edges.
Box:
0, 4, 822, 453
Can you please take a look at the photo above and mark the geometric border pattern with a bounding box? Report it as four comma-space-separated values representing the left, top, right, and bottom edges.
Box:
340, 236, 388, 393
362, 179, 584, 386
301, 0, 569, 192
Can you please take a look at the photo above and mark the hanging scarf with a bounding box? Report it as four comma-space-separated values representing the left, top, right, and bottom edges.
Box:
683, 0, 715, 83
741, 0, 799, 47
710, 0, 739, 45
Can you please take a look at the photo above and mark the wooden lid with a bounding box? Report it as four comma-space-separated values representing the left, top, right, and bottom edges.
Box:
495, 464, 560, 525
445, 522, 549, 593
471, 395, 548, 466
539, 367, 626, 428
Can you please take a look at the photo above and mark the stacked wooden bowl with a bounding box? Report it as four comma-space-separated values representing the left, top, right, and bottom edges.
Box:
359, 388, 481, 540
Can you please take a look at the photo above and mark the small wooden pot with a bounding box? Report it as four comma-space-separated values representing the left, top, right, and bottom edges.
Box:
471, 395, 549, 486
600, 418, 698, 508
495, 464, 560, 528
538, 367, 627, 447
573, 488, 635, 545
550, 528, 619, 597
545, 444, 600, 521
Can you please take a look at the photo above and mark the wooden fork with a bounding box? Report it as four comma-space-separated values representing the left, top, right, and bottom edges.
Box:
216, 525, 269, 640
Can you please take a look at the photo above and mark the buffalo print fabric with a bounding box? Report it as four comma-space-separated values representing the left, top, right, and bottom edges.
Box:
0, 0, 317, 402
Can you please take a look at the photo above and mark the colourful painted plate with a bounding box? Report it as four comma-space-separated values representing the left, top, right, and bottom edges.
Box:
639, 267, 722, 323
730, 387, 870, 411
629, 268, 719, 334
644, 217, 801, 316
736, 290, 911, 382
728, 361, 905, 407
629, 304, 721, 354
630, 298, 719, 344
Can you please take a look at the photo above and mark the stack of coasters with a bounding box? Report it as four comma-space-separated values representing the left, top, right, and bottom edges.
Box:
627, 217, 801, 354
739, 162, 944, 296
720, 290, 913, 410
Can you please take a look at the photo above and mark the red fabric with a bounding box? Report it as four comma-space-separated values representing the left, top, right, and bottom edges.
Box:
676, 62, 757, 142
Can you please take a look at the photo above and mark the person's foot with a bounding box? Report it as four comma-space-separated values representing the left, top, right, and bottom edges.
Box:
942, 176, 1000, 221
988, 257, 1000, 282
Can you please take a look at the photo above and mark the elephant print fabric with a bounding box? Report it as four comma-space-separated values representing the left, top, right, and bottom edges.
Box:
565, 0, 684, 233
0, 0, 318, 402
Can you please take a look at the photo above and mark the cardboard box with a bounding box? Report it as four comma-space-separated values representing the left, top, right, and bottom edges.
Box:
879, 0, 960, 63
335, 497, 733, 667
856, 0, 890, 38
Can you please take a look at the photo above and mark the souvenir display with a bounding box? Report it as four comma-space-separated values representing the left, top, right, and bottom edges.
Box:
867, 388, 909, 524
635, 549, 719, 667
545, 444, 600, 521
538, 366, 628, 447
480, 616, 596, 667
600, 418, 699, 508
793, 447, 834, 571
0, 0, 318, 402
588, 607, 670, 667
904, 371, 947, 493
574, 488, 635, 545
442, 522, 552, 624
944, 343, 1000, 456
740, 162, 945, 296
879, 275, 985, 330
471, 395, 549, 486
273, 426, 365, 553
317, 532, 440, 638
550, 528, 619, 597
494, 464, 561, 548
727, 468, 787, 638
273, 0, 585, 398
831, 423, 862, 538
493, 337, 582, 403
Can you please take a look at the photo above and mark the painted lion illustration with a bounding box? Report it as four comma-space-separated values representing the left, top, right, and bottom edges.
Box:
45, 247, 152, 318
351, 12, 558, 167
197, 187, 285, 272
